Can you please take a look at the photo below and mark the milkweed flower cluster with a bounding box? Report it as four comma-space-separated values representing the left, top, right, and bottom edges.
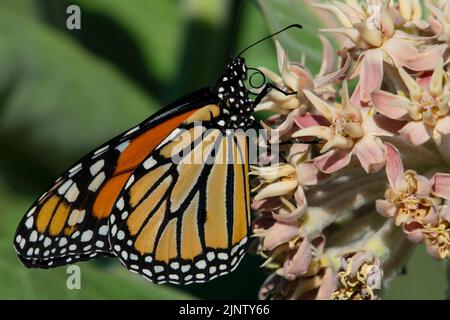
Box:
252, 0, 450, 300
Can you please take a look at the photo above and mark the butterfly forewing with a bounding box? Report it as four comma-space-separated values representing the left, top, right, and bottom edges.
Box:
14, 106, 200, 268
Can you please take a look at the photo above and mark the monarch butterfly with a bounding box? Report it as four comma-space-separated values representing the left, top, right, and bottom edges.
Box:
14, 24, 303, 285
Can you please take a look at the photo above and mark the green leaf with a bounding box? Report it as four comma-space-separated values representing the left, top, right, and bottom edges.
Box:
257, 0, 332, 73
0, 184, 194, 300
0, 0, 41, 19
0, 8, 158, 188
72, 0, 184, 84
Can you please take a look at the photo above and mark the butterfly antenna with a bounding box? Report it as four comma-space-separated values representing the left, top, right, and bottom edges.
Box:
236, 23, 303, 57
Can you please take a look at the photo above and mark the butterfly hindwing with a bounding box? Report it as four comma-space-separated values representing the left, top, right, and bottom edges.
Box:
109, 105, 252, 284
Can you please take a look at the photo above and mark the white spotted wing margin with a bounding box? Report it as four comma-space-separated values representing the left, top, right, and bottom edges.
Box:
108, 125, 252, 285
14, 144, 124, 268
13, 121, 158, 268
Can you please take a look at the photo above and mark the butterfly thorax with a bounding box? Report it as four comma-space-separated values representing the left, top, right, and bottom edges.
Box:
212, 57, 255, 131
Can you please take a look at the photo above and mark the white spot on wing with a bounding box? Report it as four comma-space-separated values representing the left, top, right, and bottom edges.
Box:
88, 172, 106, 192
94, 145, 109, 157
143, 158, 157, 170
218, 253, 228, 260
44, 237, 51, 248
69, 163, 82, 174
143, 269, 152, 277
68, 209, 85, 226
25, 217, 34, 229
81, 230, 93, 242
206, 252, 215, 261
116, 140, 130, 152
125, 175, 135, 189
59, 238, 67, 247
195, 260, 206, 269
26, 207, 36, 217
125, 126, 140, 136
65, 183, 79, 202
154, 265, 164, 273
58, 179, 73, 195
98, 225, 108, 236
29, 231, 38, 242
116, 197, 124, 210
90, 160, 104, 176
156, 128, 181, 149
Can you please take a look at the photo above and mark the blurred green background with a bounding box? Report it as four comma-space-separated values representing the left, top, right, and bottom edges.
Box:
0, 0, 446, 299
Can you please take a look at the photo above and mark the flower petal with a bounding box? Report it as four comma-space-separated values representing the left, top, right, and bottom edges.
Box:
439, 205, 450, 222
403, 44, 447, 71
429, 59, 444, 96
350, 82, 362, 107
431, 173, 450, 199
284, 239, 312, 280
292, 125, 333, 140
316, 267, 337, 300
403, 221, 424, 243
314, 53, 351, 88
376, 199, 397, 218
382, 38, 418, 69
415, 174, 432, 196
399, 121, 432, 145
360, 49, 383, 102
371, 90, 410, 119
251, 198, 281, 212
435, 116, 450, 135
384, 143, 408, 191
294, 113, 331, 129
371, 114, 406, 136
318, 35, 335, 76
314, 149, 352, 174
254, 179, 298, 201
354, 136, 386, 173
303, 90, 333, 121
263, 222, 301, 251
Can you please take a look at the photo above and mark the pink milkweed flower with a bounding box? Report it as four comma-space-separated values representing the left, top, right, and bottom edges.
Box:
257, 234, 336, 300
316, 0, 447, 103
372, 60, 450, 146
258, 266, 337, 300
293, 81, 399, 173
251, 0, 450, 300
331, 251, 383, 300
256, 39, 350, 115
375, 144, 450, 259
428, 0, 450, 44
392, 0, 429, 30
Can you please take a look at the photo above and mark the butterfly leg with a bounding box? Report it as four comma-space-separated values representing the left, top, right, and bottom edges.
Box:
253, 82, 296, 106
